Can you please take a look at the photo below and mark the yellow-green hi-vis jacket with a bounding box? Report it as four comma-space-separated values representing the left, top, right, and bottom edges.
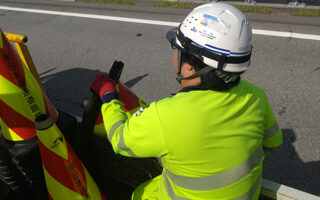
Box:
100, 80, 283, 200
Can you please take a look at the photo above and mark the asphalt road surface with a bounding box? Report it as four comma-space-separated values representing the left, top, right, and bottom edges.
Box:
0, 1, 320, 196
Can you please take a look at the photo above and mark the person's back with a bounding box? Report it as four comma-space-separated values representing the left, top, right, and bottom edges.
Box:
90, 2, 283, 200
152, 80, 275, 199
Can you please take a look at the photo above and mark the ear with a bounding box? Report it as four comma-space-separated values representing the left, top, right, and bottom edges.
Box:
187, 65, 197, 74
181, 62, 196, 77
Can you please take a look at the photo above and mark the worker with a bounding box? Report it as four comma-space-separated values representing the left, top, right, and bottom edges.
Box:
90, 2, 283, 200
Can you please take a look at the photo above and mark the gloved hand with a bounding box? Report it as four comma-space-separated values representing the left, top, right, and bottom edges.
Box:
90, 74, 117, 103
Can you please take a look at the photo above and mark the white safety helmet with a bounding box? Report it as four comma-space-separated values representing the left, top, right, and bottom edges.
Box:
167, 2, 252, 80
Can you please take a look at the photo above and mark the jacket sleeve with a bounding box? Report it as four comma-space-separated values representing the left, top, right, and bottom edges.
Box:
263, 100, 283, 156
100, 99, 168, 158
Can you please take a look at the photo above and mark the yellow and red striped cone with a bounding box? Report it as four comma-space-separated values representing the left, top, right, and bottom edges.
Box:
94, 82, 148, 135
0, 29, 58, 141
35, 114, 106, 200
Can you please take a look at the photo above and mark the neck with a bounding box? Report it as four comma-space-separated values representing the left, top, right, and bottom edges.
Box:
180, 78, 201, 88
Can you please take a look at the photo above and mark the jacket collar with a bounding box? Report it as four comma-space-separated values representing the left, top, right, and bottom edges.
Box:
178, 86, 201, 93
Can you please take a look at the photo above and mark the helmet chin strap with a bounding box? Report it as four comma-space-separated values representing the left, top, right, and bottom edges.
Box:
176, 50, 214, 84
176, 50, 183, 84
176, 66, 214, 84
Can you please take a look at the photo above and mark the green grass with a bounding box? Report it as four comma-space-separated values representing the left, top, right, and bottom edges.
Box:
75, 0, 135, 5
233, 5, 273, 14
290, 9, 320, 17
149, 1, 191, 9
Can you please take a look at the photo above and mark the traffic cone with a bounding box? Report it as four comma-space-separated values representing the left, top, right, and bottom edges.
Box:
35, 114, 106, 200
0, 28, 58, 142
0, 28, 59, 199
93, 82, 148, 135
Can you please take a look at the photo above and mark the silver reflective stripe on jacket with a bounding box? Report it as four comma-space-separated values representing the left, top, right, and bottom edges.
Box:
234, 175, 262, 200
264, 121, 280, 140
164, 171, 262, 200
165, 145, 263, 191
163, 171, 189, 200
108, 121, 137, 157
117, 125, 137, 157
108, 121, 125, 141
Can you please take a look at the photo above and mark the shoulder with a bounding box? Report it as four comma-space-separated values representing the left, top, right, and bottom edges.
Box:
153, 96, 175, 110
232, 80, 270, 108
238, 80, 268, 98
152, 92, 191, 113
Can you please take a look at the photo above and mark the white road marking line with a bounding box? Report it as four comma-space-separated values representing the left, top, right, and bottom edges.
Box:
0, 6, 180, 27
252, 29, 320, 41
1, 6, 320, 41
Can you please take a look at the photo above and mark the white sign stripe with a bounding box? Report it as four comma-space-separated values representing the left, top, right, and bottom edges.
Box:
0, 6, 320, 41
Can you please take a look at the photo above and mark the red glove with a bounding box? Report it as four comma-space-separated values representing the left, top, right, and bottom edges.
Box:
90, 74, 116, 99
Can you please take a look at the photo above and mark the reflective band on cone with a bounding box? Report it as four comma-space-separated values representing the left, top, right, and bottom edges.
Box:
93, 82, 148, 135
35, 114, 106, 200
0, 29, 58, 141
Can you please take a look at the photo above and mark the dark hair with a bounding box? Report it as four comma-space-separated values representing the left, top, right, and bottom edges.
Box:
181, 52, 242, 91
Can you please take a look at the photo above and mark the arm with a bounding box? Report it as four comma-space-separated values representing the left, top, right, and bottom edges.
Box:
91, 74, 167, 158
263, 100, 283, 157
101, 100, 168, 158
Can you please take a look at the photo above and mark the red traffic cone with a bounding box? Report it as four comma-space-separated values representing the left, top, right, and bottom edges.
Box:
0, 29, 58, 141
35, 114, 106, 200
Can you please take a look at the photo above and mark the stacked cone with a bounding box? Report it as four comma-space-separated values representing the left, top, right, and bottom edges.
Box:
35, 114, 106, 200
0, 28, 59, 199
94, 83, 148, 135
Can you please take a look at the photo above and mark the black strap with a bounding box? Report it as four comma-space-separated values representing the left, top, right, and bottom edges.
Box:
176, 66, 214, 83
218, 55, 227, 70
176, 26, 251, 65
